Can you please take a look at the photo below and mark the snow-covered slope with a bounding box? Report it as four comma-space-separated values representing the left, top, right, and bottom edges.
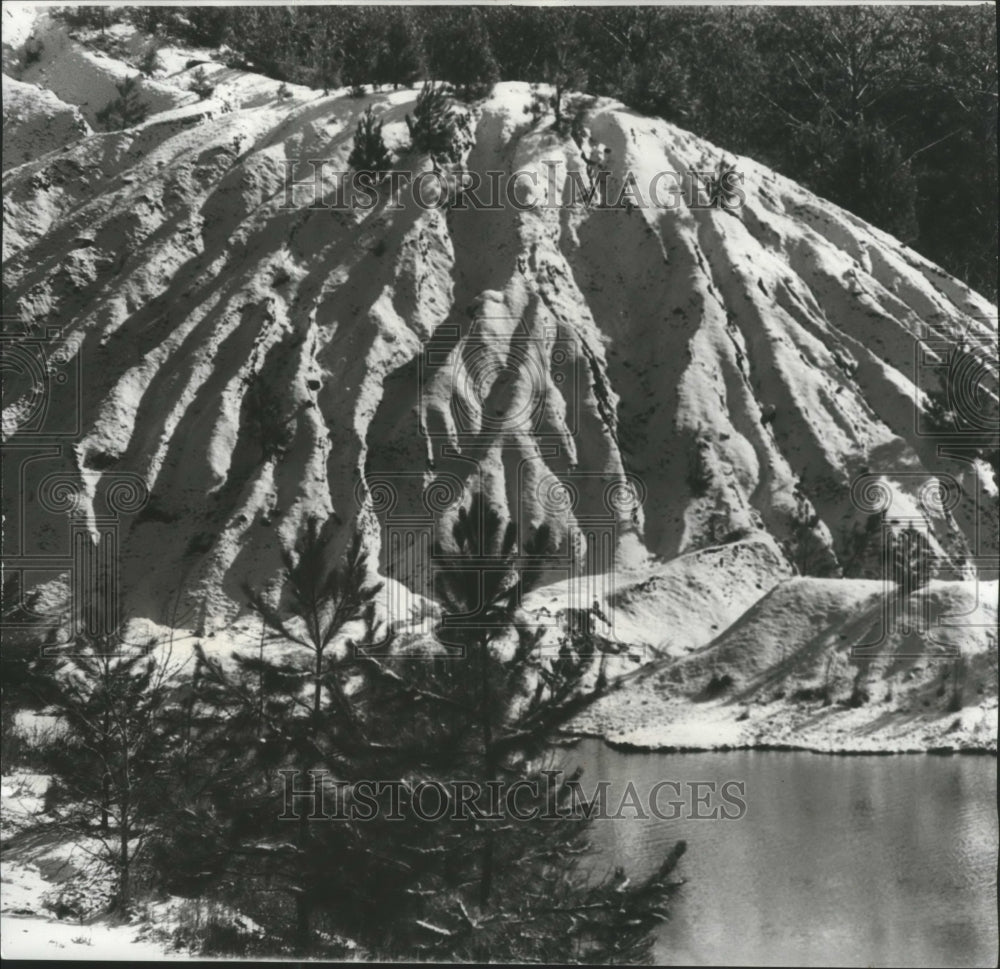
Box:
574, 577, 997, 752
1, 3, 39, 74
2, 21, 997, 685
2, 74, 90, 171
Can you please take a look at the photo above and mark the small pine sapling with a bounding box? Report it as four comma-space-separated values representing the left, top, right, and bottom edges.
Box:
347, 106, 393, 185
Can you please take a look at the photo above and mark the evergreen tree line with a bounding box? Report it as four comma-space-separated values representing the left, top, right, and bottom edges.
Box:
8, 497, 684, 960
60, 4, 997, 299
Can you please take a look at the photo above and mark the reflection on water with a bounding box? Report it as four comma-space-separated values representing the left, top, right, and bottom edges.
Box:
558, 741, 998, 968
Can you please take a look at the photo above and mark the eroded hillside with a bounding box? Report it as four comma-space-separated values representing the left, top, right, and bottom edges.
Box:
3, 11, 997, 662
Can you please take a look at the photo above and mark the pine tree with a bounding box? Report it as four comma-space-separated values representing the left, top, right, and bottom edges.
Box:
622, 49, 697, 125
316, 43, 342, 96
429, 495, 595, 909
889, 525, 935, 597
361, 492, 685, 960
376, 10, 426, 90
58, 5, 121, 34
405, 82, 469, 169
839, 511, 884, 579
543, 28, 588, 130
95, 75, 149, 131
155, 502, 685, 959
339, 7, 388, 95
429, 9, 499, 101
137, 43, 163, 78
31, 627, 178, 912
189, 66, 216, 101
348, 106, 393, 184
177, 8, 229, 47
785, 490, 839, 577
168, 520, 396, 949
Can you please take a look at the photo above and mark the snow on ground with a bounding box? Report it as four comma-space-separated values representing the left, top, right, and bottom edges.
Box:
2, 74, 90, 170
524, 534, 793, 659
1, 912, 180, 960
574, 579, 998, 753
13, 13, 192, 127
2, 855, 193, 962
1, 769, 218, 960
1, 3, 38, 71
2, 851, 145, 962
1, 772, 48, 839
4, 49, 995, 632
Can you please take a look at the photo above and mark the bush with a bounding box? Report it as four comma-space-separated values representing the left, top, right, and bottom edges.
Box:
791, 684, 830, 704
276, 81, 292, 99
808, 121, 919, 245
704, 672, 734, 698
0, 708, 42, 769
543, 34, 587, 131
178, 8, 230, 47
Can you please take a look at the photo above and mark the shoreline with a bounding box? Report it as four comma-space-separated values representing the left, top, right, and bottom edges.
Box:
560, 728, 999, 757
566, 666, 999, 759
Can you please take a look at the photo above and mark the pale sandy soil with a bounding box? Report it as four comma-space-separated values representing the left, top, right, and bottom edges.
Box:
2, 6, 996, 760
572, 578, 998, 754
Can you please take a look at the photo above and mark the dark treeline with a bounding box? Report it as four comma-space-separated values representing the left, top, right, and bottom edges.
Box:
62, 4, 998, 300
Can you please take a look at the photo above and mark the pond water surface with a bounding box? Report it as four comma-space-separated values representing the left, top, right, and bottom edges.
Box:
560, 741, 998, 967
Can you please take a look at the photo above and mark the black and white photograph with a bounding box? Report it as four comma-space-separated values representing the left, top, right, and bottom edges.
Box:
1, 1, 997, 964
